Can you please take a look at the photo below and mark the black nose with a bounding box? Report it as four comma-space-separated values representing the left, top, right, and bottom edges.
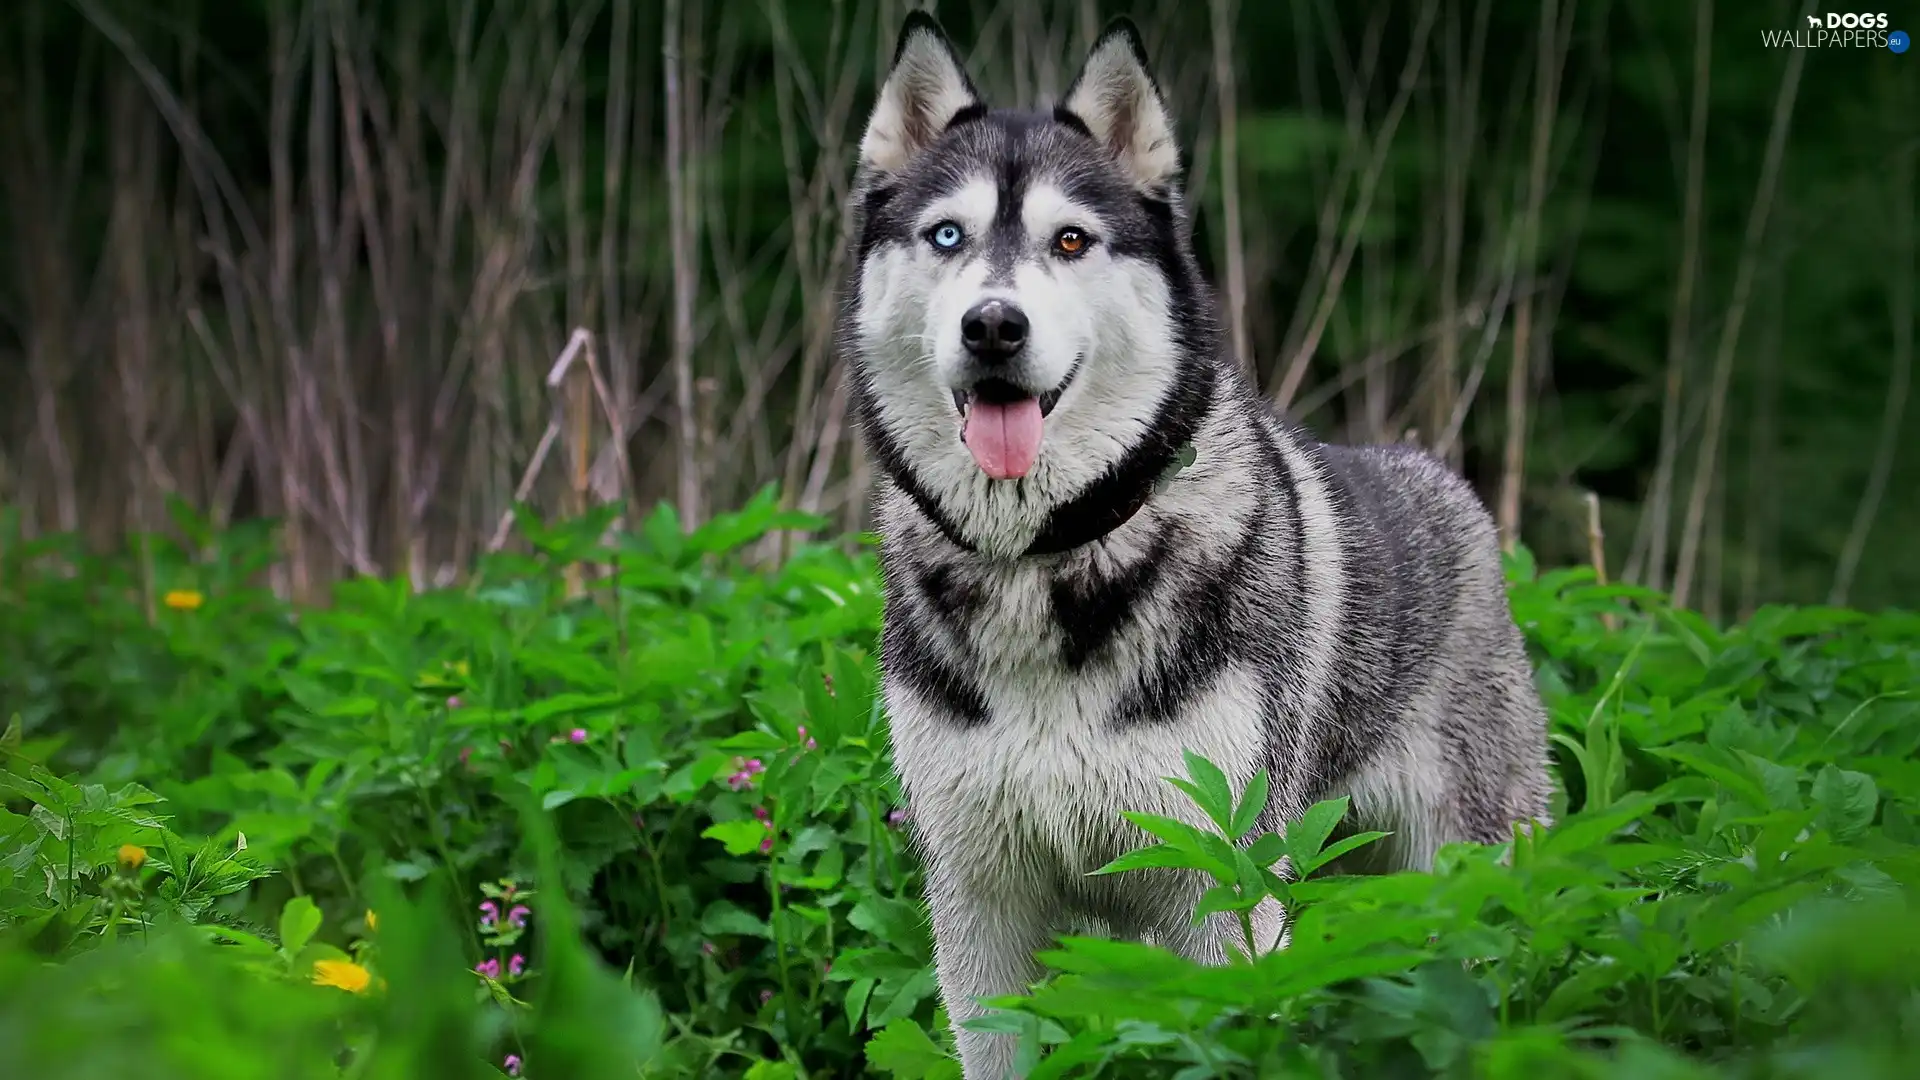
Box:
960, 299, 1029, 364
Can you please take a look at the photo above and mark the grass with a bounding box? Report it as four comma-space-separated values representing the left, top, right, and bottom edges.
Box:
1, 492, 1917, 1079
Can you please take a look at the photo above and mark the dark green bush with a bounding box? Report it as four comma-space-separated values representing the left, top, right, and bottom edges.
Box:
2, 498, 1916, 1078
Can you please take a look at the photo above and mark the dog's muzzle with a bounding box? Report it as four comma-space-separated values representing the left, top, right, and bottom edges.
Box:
948, 356, 1081, 420
946, 356, 1082, 481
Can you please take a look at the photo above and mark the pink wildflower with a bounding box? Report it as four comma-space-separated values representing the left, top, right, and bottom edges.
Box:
887, 807, 910, 828
759, 832, 774, 855
569, 728, 587, 743
504, 1053, 522, 1077
476, 957, 500, 978
759, 988, 775, 1005
479, 901, 499, 927
508, 953, 526, 977
507, 904, 531, 929
726, 756, 766, 791
797, 725, 817, 751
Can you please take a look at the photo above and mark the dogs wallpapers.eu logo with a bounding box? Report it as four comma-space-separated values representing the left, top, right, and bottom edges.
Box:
839, 14, 1555, 1078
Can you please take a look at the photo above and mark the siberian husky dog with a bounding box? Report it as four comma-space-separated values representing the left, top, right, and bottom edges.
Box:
840, 14, 1553, 1078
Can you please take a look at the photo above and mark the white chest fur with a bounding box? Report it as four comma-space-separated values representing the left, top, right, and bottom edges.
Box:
886, 600, 1269, 901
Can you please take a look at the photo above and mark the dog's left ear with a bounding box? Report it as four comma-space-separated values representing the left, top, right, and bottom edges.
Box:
860, 13, 983, 174
1060, 19, 1180, 192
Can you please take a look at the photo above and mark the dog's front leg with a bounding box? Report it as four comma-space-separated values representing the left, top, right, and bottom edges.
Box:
924, 863, 1052, 1080
1146, 873, 1289, 964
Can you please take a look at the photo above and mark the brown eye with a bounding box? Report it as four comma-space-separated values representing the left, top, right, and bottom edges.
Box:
1053, 227, 1090, 257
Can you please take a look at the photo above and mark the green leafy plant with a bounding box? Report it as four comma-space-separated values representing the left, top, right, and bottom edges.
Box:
1088, 751, 1389, 962
2, 502, 1916, 1077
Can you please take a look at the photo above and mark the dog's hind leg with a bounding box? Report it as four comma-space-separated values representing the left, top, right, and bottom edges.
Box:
1126, 869, 1289, 964
1155, 895, 1289, 963
1337, 665, 1554, 875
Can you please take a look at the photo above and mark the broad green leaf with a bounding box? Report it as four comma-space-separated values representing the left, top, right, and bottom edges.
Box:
864, 1018, 961, 1079
702, 819, 770, 856
700, 900, 771, 938
1284, 797, 1351, 866
1230, 769, 1271, 840
1299, 830, 1392, 877
1192, 884, 1259, 922
1088, 843, 1198, 876
1176, 750, 1236, 833
1245, 832, 1287, 867
848, 896, 935, 961
870, 967, 941, 1027
277, 895, 323, 957
844, 976, 878, 1031
1120, 811, 1211, 850
1810, 765, 1877, 840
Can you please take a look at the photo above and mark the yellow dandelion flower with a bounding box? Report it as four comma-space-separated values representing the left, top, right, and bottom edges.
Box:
118, 844, 147, 870
163, 589, 204, 611
312, 959, 372, 994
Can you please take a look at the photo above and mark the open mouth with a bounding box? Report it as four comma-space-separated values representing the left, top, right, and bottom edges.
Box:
949, 355, 1082, 419
949, 358, 1081, 481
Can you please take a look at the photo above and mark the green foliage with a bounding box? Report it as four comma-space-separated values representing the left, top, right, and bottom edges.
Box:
3, 500, 1919, 1077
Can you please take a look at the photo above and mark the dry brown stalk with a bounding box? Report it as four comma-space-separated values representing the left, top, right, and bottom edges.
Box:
1641, 0, 1714, 593
1209, 0, 1251, 373
1273, 0, 1439, 412
1585, 489, 1617, 631
1495, 0, 1572, 554
664, 0, 703, 530
1671, 0, 1812, 610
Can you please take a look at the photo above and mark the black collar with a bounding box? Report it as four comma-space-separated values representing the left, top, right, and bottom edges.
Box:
1021, 484, 1156, 555
1021, 441, 1195, 556
902, 440, 1195, 559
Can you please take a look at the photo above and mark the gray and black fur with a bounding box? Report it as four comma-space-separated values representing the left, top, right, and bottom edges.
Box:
840, 16, 1553, 1079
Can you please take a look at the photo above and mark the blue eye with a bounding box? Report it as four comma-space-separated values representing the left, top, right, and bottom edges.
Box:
928, 222, 965, 251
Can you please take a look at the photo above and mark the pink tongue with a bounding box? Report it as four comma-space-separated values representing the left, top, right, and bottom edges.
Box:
962, 397, 1045, 479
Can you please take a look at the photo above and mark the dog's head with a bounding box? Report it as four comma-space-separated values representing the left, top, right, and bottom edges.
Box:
844, 14, 1216, 558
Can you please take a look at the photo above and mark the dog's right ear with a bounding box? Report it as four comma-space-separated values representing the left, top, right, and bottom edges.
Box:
859, 13, 982, 174
1060, 19, 1180, 193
